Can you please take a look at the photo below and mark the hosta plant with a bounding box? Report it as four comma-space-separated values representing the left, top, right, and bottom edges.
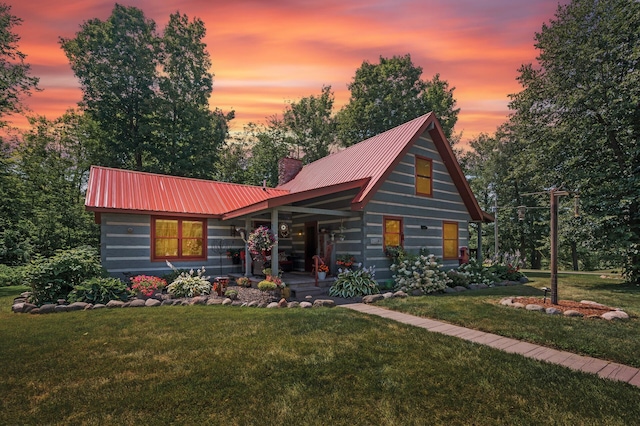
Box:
67, 277, 130, 304
329, 266, 379, 298
166, 261, 211, 298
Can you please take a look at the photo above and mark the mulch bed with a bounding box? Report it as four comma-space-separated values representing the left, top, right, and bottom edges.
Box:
512, 297, 616, 317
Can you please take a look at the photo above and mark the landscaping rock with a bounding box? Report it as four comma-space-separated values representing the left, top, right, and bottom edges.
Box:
393, 291, 408, 298
222, 298, 233, 305
266, 302, 279, 308
580, 300, 607, 309
84, 304, 94, 310
500, 298, 514, 306
411, 289, 424, 296
67, 302, 89, 311
545, 307, 562, 315
180, 300, 190, 306
206, 298, 223, 305
29, 308, 40, 314
287, 301, 300, 308
278, 298, 288, 308
231, 301, 243, 306
519, 276, 529, 283
247, 301, 259, 307
190, 296, 208, 305
13, 297, 26, 304
494, 281, 507, 287
106, 300, 125, 308
299, 301, 312, 308
22, 303, 38, 313
38, 304, 57, 314
443, 287, 456, 293
57, 299, 66, 305
564, 310, 583, 317
313, 299, 336, 308
525, 304, 544, 312
145, 299, 161, 307
161, 300, 174, 306
601, 310, 629, 321
477, 283, 489, 289
453, 286, 467, 292
55, 305, 68, 313
511, 302, 525, 309
257, 302, 268, 308
93, 304, 106, 309
129, 299, 146, 308
362, 294, 384, 304
382, 292, 394, 299
468, 284, 479, 290
20, 292, 31, 298
11, 303, 24, 313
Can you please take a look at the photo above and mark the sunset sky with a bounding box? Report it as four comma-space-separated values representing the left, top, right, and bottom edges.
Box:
8, 0, 566, 146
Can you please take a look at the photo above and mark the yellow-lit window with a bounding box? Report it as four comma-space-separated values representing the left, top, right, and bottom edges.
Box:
384, 217, 403, 250
416, 156, 432, 196
443, 221, 458, 259
152, 217, 206, 260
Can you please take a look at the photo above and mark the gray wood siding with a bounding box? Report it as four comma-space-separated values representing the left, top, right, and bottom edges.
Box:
363, 133, 471, 280
100, 213, 249, 279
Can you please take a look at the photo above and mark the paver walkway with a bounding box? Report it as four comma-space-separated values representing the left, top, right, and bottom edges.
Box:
341, 303, 640, 389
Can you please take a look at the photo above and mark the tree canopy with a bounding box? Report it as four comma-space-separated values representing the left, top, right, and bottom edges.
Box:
0, 3, 39, 126
60, 5, 233, 177
336, 54, 459, 146
463, 0, 640, 282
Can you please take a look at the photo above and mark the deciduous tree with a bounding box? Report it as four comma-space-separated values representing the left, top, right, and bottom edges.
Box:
336, 54, 459, 146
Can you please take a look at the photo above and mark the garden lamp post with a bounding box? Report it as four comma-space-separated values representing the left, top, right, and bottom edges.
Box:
550, 189, 569, 304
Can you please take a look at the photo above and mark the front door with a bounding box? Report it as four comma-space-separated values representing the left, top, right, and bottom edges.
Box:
304, 221, 317, 271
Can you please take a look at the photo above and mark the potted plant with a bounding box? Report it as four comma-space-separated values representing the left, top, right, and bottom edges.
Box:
236, 276, 251, 287
317, 264, 329, 280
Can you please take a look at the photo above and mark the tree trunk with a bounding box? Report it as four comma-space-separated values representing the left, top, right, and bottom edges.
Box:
571, 241, 579, 271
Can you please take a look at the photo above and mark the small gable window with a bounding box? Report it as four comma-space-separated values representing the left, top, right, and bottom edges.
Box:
384, 217, 403, 250
152, 217, 206, 261
415, 156, 433, 196
442, 221, 459, 260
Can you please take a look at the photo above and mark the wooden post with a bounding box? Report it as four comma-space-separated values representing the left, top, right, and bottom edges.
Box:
550, 190, 569, 305
550, 189, 558, 305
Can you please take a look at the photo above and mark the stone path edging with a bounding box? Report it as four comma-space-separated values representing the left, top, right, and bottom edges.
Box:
340, 303, 640, 389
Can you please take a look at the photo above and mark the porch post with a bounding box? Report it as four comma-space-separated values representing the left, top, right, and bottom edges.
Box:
476, 222, 483, 262
244, 217, 251, 277
271, 209, 279, 276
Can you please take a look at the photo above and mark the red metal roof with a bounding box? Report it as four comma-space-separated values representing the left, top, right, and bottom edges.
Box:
277, 113, 432, 201
277, 112, 490, 222
85, 113, 491, 223
85, 166, 289, 217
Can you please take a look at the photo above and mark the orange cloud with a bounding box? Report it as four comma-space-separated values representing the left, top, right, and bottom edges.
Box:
7, 0, 567, 146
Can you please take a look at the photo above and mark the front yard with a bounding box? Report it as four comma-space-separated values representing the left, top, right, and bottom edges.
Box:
1, 275, 639, 425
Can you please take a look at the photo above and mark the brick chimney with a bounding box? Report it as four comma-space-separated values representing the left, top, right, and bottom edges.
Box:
278, 157, 303, 185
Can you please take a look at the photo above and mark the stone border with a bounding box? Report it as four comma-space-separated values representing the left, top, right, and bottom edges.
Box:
10, 291, 340, 314
499, 297, 630, 320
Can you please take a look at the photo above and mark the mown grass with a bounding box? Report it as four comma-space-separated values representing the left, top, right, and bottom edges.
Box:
1, 285, 639, 425
378, 271, 640, 368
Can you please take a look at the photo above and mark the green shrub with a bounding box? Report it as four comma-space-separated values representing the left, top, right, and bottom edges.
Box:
67, 277, 130, 304
329, 266, 379, 298
224, 288, 239, 300
456, 258, 496, 286
258, 280, 277, 291
166, 266, 211, 298
390, 254, 450, 294
0, 264, 25, 287
446, 269, 472, 288
23, 246, 106, 305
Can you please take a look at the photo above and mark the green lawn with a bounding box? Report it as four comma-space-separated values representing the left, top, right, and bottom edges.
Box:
378, 271, 640, 368
1, 283, 639, 425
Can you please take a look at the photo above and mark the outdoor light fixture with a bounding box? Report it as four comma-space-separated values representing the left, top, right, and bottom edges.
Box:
517, 205, 526, 221
541, 287, 550, 303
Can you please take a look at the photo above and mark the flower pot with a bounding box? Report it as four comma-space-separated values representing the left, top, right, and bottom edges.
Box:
318, 271, 327, 280
282, 287, 291, 299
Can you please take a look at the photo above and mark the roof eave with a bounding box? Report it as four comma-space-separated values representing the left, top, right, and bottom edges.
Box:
222, 178, 370, 220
